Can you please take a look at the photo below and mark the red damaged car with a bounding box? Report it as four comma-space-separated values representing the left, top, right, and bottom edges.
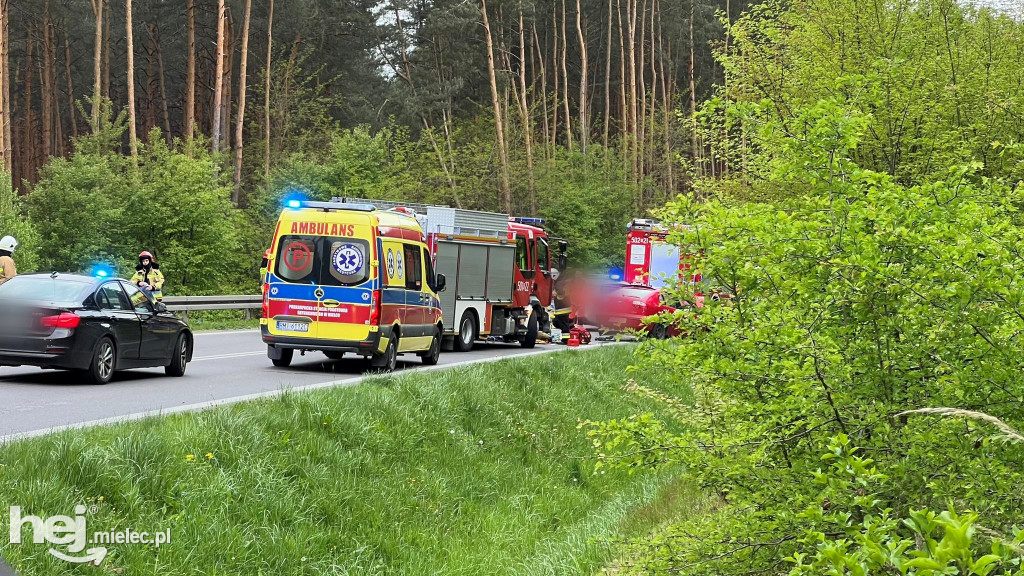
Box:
595, 285, 705, 339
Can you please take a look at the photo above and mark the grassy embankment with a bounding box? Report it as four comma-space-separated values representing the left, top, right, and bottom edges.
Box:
0, 345, 699, 575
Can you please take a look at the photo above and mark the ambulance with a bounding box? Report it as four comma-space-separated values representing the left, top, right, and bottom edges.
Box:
261, 199, 447, 371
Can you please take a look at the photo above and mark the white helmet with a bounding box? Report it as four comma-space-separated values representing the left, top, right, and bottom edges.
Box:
0, 236, 16, 252
550, 268, 561, 281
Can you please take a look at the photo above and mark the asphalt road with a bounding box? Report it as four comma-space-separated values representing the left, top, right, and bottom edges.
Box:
0, 329, 565, 441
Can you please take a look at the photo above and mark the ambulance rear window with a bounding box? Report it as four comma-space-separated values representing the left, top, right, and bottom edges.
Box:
274, 236, 371, 286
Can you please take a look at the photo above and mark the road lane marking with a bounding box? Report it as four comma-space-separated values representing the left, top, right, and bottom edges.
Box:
0, 344, 625, 444
192, 351, 266, 362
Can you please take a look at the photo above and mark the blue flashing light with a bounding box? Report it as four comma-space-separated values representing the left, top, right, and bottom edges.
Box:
92, 265, 113, 278
512, 216, 547, 225
286, 199, 302, 209
608, 267, 624, 282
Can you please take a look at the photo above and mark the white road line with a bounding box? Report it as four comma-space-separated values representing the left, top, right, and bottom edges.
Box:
193, 329, 261, 337
192, 351, 266, 362
0, 344, 623, 445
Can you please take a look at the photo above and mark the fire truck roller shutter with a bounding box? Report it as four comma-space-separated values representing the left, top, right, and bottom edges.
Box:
486, 244, 515, 301
436, 241, 460, 331
459, 244, 488, 299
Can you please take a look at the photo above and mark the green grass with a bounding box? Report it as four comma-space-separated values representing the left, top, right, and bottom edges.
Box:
178, 309, 259, 332
0, 345, 689, 575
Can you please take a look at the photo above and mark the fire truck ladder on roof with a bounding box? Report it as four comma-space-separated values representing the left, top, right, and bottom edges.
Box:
335, 197, 510, 240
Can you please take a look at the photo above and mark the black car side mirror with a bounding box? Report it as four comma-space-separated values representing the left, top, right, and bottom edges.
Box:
154, 302, 168, 313
435, 273, 447, 292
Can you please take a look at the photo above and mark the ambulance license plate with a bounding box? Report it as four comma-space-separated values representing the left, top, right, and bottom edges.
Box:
277, 321, 309, 333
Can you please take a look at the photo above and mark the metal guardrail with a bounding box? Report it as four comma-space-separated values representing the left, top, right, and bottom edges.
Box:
162, 295, 262, 312
162, 295, 262, 320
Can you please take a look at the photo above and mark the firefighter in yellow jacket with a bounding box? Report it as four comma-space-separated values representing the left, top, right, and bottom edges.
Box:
131, 251, 165, 301
0, 235, 17, 286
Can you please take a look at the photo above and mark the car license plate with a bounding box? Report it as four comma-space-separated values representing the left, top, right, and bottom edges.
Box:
277, 321, 309, 333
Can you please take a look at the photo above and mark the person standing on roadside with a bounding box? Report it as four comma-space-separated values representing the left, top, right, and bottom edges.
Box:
0, 236, 18, 286
131, 251, 165, 301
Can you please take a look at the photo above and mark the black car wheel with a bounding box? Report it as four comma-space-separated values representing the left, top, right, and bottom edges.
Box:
420, 328, 441, 366
648, 324, 669, 340
85, 337, 116, 385
371, 334, 398, 372
456, 312, 477, 352
521, 313, 539, 349
165, 334, 189, 377
271, 347, 294, 368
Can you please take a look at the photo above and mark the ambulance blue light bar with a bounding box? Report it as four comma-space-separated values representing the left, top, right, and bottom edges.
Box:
286, 199, 302, 209
511, 217, 546, 225
286, 200, 376, 212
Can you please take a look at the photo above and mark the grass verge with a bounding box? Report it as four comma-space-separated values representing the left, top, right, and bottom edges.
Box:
177, 309, 259, 332
0, 345, 688, 575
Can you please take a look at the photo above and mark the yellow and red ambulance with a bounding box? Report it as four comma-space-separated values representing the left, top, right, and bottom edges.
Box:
260, 199, 446, 371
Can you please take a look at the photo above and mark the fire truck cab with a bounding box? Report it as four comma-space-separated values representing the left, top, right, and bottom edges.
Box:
624, 218, 699, 288
340, 199, 567, 351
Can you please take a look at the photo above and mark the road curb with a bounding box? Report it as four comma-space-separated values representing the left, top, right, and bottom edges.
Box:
0, 342, 627, 445
0, 558, 15, 576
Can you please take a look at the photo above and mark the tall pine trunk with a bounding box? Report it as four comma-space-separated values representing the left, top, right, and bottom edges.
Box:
233, 0, 252, 204
560, 0, 571, 152
264, 0, 274, 182
211, 0, 226, 153
185, 0, 195, 141
689, 0, 698, 175
603, 0, 612, 150
517, 6, 536, 215
90, 0, 103, 131
480, 0, 511, 213
0, 0, 10, 176
575, 0, 587, 155
125, 0, 138, 160
63, 29, 76, 139
153, 25, 172, 144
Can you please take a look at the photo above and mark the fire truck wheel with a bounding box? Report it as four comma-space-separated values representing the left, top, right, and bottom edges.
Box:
456, 312, 477, 352
521, 313, 539, 349
420, 328, 441, 366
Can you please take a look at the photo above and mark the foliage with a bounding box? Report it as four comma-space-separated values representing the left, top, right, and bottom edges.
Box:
587, 94, 1024, 573
0, 174, 39, 273
27, 122, 247, 294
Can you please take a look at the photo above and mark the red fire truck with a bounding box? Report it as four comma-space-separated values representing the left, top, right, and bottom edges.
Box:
339, 199, 567, 351
624, 218, 700, 288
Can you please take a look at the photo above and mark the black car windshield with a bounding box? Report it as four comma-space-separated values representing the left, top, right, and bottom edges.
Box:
0, 276, 91, 303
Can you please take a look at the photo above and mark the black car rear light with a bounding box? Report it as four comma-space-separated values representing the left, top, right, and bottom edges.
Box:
40, 313, 81, 329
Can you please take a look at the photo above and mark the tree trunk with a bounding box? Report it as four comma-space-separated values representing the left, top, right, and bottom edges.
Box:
90, 0, 103, 131
603, 0, 612, 151
689, 0, 698, 175
560, 0, 572, 152
63, 28, 76, 140
185, 0, 195, 141
660, 21, 672, 196
517, 6, 536, 215
152, 24, 172, 144
233, 0, 252, 205
531, 25, 549, 162
622, 0, 630, 177
23, 32, 34, 181
221, 12, 233, 151
550, 4, 558, 153
617, 0, 627, 166
647, 0, 657, 179
211, 0, 226, 153
102, 0, 110, 104
41, 3, 54, 160
125, 0, 137, 160
637, 0, 647, 180
264, 0, 273, 182
145, 23, 156, 137
480, 0, 511, 213
0, 0, 10, 176
575, 0, 588, 155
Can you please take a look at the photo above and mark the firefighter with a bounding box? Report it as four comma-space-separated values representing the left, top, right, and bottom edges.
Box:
551, 268, 574, 333
131, 251, 165, 301
0, 235, 17, 286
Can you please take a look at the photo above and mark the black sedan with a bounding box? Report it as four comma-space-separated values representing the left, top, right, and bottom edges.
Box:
0, 273, 193, 384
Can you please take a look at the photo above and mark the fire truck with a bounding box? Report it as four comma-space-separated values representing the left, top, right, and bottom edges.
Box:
339, 199, 567, 351
623, 218, 703, 288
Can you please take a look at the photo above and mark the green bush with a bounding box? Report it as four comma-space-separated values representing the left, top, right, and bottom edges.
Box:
0, 173, 39, 273
588, 96, 1024, 573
